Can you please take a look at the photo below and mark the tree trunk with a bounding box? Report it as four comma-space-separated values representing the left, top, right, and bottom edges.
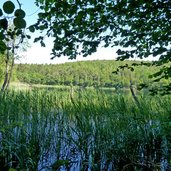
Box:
5, 56, 14, 91
1, 41, 15, 92
1, 50, 10, 92
129, 80, 140, 108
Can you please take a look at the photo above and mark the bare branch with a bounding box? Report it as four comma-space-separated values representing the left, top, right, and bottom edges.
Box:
16, 0, 22, 9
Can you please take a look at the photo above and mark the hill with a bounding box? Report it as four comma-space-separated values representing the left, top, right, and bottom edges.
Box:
14, 60, 162, 90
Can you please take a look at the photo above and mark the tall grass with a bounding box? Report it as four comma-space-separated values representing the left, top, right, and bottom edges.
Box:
0, 88, 170, 170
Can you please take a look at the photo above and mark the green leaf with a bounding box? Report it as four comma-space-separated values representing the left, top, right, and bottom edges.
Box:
75, 11, 84, 23
40, 40, 45, 47
0, 32, 5, 40
38, 12, 45, 18
3, 1, 15, 14
26, 35, 31, 39
13, 18, 26, 29
0, 9, 3, 16
34, 36, 43, 43
0, 40, 7, 52
29, 26, 35, 33
0, 18, 8, 30
14, 9, 26, 18
116, 49, 125, 55
39, 25, 46, 30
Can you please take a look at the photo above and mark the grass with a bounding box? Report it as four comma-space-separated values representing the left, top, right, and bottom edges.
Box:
9, 82, 72, 91
9, 81, 116, 92
0, 88, 171, 170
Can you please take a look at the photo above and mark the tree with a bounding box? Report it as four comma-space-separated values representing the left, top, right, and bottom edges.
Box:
1, 0, 171, 94
0, 53, 5, 82
32, 0, 170, 59
32, 0, 171, 94
0, 1, 30, 91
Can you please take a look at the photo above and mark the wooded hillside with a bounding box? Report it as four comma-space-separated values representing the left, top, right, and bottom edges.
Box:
14, 60, 165, 90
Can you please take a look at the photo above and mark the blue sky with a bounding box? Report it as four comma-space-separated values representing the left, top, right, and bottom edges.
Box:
0, 0, 117, 64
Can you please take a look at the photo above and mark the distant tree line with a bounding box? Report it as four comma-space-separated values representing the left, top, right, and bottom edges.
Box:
13, 60, 169, 91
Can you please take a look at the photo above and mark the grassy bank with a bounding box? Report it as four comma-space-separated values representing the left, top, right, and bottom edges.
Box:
0, 88, 171, 170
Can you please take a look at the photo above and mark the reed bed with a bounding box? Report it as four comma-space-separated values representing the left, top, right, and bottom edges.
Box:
0, 88, 170, 171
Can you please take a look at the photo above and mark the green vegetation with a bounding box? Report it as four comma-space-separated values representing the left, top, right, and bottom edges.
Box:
0, 1, 29, 92
0, 1, 171, 170
32, 0, 171, 94
15, 60, 165, 90
34, 0, 171, 61
0, 88, 171, 170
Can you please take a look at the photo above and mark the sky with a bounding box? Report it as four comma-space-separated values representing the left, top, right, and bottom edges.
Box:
0, 0, 118, 64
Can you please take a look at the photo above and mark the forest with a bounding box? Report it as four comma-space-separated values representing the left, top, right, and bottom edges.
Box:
14, 60, 164, 90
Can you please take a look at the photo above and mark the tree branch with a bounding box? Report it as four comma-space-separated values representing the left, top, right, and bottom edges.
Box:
16, 0, 22, 8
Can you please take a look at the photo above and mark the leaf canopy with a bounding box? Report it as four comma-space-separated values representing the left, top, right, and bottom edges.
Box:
0, 0, 28, 55
3, 1, 15, 14
34, 0, 171, 62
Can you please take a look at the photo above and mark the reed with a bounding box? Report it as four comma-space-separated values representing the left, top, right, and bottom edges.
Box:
0, 88, 170, 170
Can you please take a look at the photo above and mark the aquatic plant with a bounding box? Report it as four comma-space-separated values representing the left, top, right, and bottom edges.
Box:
0, 89, 170, 170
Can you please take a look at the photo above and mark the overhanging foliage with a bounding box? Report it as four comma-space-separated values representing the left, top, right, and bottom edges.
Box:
33, 0, 171, 61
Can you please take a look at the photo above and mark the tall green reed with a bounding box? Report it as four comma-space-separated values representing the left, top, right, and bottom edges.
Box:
0, 88, 170, 170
